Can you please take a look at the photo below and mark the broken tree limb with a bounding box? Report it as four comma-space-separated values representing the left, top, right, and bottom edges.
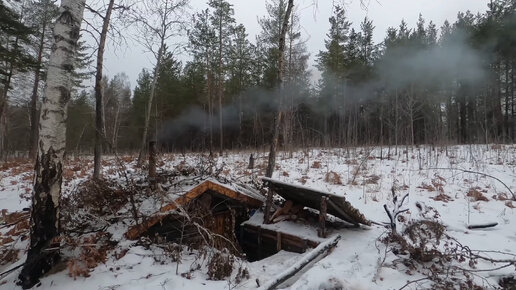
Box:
258, 235, 341, 290
467, 222, 498, 229
426, 167, 516, 201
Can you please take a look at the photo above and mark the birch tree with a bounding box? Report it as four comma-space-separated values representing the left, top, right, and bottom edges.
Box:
265, 0, 294, 178
28, 0, 59, 160
133, 0, 190, 165
17, 0, 86, 288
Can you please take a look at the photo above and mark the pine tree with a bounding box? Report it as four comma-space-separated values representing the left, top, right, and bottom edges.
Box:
189, 8, 216, 152
0, 0, 36, 158
209, 0, 235, 153
126, 69, 151, 148
227, 24, 256, 144
317, 5, 350, 79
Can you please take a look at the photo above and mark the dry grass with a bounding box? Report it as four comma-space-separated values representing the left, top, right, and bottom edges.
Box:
363, 174, 380, 185
432, 193, 453, 202
66, 232, 112, 279
325, 171, 342, 185
467, 187, 489, 202
418, 182, 436, 192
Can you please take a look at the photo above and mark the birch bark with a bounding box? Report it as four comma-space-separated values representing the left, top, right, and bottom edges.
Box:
18, 0, 85, 288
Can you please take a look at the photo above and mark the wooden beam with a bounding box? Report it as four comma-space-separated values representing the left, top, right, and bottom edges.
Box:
318, 197, 327, 238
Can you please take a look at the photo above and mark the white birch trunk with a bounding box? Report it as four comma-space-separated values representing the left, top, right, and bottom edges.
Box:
18, 0, 85, 288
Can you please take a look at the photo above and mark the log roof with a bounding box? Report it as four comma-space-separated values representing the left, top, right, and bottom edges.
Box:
125, 179, 265, 240
262, 177, 371, 226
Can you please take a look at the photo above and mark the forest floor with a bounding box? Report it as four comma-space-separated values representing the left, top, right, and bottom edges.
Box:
1, 144, 516, 289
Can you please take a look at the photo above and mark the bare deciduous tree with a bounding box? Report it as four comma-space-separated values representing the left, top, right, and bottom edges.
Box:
133, 0, 190, 165
265, 0, 294, 178
93, 0, 116, 179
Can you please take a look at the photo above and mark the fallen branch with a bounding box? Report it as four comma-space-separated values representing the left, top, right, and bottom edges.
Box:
258, 235, 341, 290
426, 167, 516, 201
0, 263, 24, 280
467, 222, 498, 229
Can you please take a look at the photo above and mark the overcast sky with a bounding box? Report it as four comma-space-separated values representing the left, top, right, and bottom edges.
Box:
100, 0, 491, 90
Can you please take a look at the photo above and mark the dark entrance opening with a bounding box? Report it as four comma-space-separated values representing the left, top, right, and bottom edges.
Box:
238, 223, 319, 262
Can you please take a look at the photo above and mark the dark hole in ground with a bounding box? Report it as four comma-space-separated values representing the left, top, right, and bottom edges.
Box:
237, 223, 317, 262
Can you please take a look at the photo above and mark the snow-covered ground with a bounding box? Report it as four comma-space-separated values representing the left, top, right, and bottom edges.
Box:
1, 144, 516, 289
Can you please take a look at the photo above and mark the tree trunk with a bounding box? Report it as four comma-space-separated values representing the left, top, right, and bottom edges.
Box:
138, 43, 164, 165
29, 19, 48, 160
265, 0, 294, 178
218, 3, 224, 154
0, 52, 16, 160
111, 104, 120, 151
93, 0, 116, 179
18, 0, 85, 288
0, 92, 7, 160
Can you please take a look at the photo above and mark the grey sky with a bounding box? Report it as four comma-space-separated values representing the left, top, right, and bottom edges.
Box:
100, 0, 490, 90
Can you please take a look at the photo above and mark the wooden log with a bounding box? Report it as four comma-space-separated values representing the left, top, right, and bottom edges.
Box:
148, 140, 157, 189
258, 235, 341, 290
467, 222, 498, 229
318, 197, 328, 238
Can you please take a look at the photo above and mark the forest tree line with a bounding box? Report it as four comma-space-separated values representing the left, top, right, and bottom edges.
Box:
1, 0, 515, 157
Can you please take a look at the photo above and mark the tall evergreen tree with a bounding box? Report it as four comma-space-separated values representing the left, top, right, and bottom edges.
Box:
209, 0, 235, 153
0, 0, 35, 158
